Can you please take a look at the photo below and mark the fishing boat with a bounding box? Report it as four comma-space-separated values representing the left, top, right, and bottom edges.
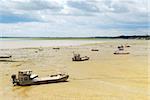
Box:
72, 53, 89, 61
118, 45, 124, 51
0, 55, 12, 58
0, 55, 12, 61
125, 45, 131, 47
11, 70, 69, 86
53, 47, 60, 50
91, 49, 99, 51
114, 51, 130, 55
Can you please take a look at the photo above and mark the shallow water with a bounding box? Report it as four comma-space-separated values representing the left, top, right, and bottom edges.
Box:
0, 38, 107, 49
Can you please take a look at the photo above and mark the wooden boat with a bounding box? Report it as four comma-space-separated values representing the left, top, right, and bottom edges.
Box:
11, 70, 69, 86
0, 55, 12, 61
0, 55, 12, 58
114, 52, 130, 54
118, 45, 124, 51
114, 51, 130, 55
125, 45, 131, 47
91, 49, 99, 51
53, 47, 60, 50
72, 54, 89, 61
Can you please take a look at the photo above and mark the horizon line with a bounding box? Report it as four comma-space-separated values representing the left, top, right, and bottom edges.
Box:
0, 35, 149, 38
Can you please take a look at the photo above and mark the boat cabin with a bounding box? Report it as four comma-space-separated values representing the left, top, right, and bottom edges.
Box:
18, 70, 38, 84
73, 54, 81, 60
118, 45, 124, 51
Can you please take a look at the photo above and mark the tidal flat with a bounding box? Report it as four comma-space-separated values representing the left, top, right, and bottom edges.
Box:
0, 39, 149, 100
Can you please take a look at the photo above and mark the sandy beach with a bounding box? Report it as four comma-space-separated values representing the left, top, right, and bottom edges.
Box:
0, 39, 149, 100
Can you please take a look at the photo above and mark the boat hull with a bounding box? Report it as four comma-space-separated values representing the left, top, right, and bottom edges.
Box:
114, 52, 130, 55
17, 75, 69, 86
72, 57, 89, 61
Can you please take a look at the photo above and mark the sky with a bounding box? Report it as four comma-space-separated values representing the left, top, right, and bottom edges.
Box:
0, 0, 149, 37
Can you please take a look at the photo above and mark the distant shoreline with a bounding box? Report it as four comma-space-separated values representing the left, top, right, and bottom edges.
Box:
0, 35, 149, 40
0, 39, 106, 49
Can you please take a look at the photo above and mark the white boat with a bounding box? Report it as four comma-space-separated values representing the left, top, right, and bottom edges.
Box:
114, 50, 130, 55
11, 70, 69, 86
72, 53, 89, 61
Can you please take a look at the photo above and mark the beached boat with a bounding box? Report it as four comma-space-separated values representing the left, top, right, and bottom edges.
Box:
53, 47, 60, 50
11, 70, 69, 86
125, 45, 131, 47
114, 51, 130, 55
118, 45, 124, 51
72, 53, 89, 61
0, 55, 12, 58
91, 49, 99, 51
0, 55, 12, 61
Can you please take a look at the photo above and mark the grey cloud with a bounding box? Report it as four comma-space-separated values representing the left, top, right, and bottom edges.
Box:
0, 0, 148, 36
66, 0, 146, 14
1, 0, 63, 11
0, 0, 64, 23
106, 2, 129, 13
67, 0, 128, 14
67, 1, 99, 13
16, 0, 63, 11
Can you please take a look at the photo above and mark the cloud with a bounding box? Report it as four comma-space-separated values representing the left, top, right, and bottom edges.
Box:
67, 0, 134, 14
14, 0, 63, 11
0, 0, 149, 36
67, 0, 99, 13
0, 0, 64, 23
0, 0, 63, 11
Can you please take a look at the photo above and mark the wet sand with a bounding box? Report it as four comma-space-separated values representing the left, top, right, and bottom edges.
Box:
0, 39, 149, 100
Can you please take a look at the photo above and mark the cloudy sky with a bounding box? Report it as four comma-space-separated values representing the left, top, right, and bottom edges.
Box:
0, 0, 149, 37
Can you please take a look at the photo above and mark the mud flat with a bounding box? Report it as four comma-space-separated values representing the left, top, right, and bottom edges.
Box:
0, 39, 149, 100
